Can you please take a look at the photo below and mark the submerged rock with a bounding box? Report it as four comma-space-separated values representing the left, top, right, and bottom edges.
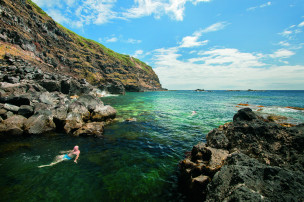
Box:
73, 122, 104, 137
91, 105, 117, 122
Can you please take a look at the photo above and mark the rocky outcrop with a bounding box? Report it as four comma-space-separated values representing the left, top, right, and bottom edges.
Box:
0, 56, 116, 138
179, 108, 304, 201
0, 0, 164, 93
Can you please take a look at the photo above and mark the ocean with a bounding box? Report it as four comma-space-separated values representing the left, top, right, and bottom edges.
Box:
0, 90, 303, 201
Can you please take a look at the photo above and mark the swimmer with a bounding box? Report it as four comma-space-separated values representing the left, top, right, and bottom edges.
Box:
38, 145, 80, 168
191, 111, 197, 116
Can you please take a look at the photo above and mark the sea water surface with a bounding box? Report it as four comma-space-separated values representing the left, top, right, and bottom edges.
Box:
0, 90, 303, 201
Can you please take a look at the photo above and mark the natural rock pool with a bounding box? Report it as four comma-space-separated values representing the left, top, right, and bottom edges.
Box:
1, 90, 303, 201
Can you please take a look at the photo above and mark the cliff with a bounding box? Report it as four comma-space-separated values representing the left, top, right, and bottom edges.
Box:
0, 0, 164, 93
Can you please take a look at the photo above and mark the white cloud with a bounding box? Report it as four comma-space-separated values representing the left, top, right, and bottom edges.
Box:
191, 0, 211, 5
123, 0, 211, 21
278, 41, 290, 47
74, 0, 117, 26
179, 22, 227, 48
99, 36, 142, 44
106, 37, 118, 43
34, 0, 118, 27
47, 9, 70, 24
165, 0, 187, 21
299, 21, 304, 27
260, 1, 271, 8
133, 50, 144, 58
247, 1, 272, 11
153, 47, 304, 90
126, 38, 142, 44
33, 0, 212, 28
197, 48, 265, 67
281, 30, 292, 35
65, 0, 76, 7
122, 0, 163, 19
270, 49, 295, 58
201, 22, 229, 33
180, 31, 208, 48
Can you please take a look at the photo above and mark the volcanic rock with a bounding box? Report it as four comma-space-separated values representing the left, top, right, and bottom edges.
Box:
179, 108, 304, 201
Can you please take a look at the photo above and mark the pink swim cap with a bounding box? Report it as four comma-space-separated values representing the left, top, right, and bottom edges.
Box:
73, 145, 79, 151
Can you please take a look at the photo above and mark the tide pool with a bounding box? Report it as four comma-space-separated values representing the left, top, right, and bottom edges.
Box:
0, 90, 303, 201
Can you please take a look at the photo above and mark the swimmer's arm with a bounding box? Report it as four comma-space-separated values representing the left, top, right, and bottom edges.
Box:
59, 150, 72, 154
74, 152, 80, 163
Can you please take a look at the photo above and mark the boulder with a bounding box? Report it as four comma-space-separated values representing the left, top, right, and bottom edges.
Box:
69, 79, 91, 95
4, 75, 20, 84
67, 101, 90, 121
233, 107, 258, 122
0, 115, 27, 136
60, 79, 70, 94
18, 105, 33, 118
179, 143, 229, 201
0, 95, 31, 106
0, 108, 8, 118
52, 106, 68, 130
180, 108, 304, 201
39, 80, 60, 92
33, 72, 44, 80
64, 112, 84, 134
103, 80, 125, 95
4, 103, 19, 113
33, 102, 51, 114
76, 94, 104, 112
24, 67, 35, 73
91, 105, 116, 122
206, 153, 304, 201
24, 114, 56, 135
206, 128, 229, 149
73, 122, 104, 137
5, 111, 14, 119
39, 92, 58, 105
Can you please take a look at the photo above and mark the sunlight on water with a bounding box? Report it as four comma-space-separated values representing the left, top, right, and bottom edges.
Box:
0, 90, 303, 201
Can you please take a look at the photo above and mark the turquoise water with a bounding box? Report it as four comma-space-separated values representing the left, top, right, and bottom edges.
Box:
0, 90, 303, 201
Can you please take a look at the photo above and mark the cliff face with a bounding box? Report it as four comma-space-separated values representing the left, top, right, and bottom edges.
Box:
0, 0, 164, 93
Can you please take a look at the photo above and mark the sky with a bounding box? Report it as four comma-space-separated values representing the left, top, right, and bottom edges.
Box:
32, 0, 304, 90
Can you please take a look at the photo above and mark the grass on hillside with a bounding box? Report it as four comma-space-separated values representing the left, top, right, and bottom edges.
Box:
22, 1, 154, 76
55, 23, 153, 72
26, 0, 47, 15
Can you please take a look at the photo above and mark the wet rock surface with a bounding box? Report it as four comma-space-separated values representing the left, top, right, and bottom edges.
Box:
0, 56, 116, 138
179, 108, 304, 201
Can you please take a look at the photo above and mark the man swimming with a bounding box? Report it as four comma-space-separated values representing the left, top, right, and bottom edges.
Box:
38, 145, 80, 168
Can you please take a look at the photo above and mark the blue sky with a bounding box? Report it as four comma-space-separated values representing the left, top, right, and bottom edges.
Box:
33, 0, 304, 90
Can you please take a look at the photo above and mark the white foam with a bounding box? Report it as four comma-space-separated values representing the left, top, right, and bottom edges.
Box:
21, 153, 41, 163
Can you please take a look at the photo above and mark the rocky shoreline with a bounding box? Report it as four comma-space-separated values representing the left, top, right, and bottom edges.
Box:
0, 55, 116, 138
179, 108, 304, 201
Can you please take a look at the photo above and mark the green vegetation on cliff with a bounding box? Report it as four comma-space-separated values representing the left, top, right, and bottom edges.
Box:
26, 0, 47, 15
0, 0, 163, 92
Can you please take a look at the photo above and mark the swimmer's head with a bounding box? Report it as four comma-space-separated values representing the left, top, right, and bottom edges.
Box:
73, 145, 79, 151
